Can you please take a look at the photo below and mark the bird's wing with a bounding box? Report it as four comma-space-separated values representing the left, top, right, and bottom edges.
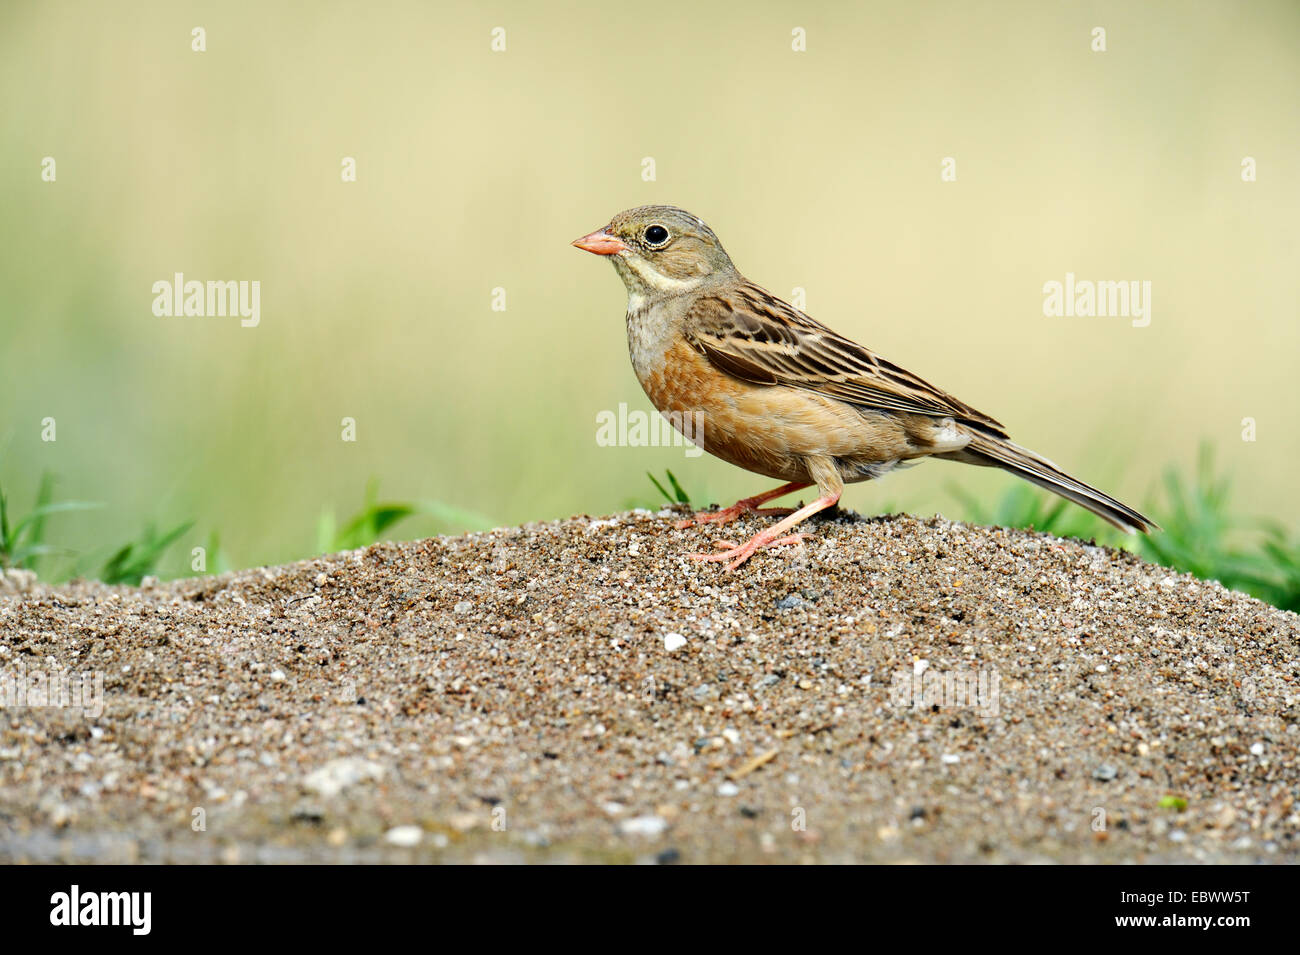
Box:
683, 281, 1009, 437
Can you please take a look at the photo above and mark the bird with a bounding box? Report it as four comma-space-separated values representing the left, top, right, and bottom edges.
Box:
572, 205, 1156, 571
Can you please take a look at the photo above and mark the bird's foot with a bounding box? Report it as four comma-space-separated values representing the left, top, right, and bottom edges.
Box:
688, 531, 813, 571
674, 499, 795, 530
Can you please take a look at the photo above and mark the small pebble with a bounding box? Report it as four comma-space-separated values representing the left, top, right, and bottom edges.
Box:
384, 825, 423, 847
619, 815, 668, 837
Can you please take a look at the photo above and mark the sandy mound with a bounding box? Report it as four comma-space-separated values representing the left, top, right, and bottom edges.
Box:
1, 508, 1296, 863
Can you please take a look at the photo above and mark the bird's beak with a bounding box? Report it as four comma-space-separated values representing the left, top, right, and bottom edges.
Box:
571, 229, 627, 256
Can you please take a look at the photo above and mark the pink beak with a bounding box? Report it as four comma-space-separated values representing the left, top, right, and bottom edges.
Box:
571, 229, 628, 255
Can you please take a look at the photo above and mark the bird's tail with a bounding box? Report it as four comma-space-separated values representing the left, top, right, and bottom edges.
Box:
940, 434, 1157, 534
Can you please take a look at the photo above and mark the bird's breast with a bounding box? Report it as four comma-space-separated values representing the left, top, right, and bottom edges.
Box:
625, 303, 677, 385
630, 328, 809, 482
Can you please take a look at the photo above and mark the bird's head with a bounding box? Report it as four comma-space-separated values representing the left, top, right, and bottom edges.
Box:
572, 205, 736, 303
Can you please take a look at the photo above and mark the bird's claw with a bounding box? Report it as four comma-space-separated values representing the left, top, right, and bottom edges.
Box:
675, 504, 795, 530
688, 532, 812, 571
675, 507, 743, 530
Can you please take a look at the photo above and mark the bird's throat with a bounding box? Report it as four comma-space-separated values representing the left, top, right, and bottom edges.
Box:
611, 254, 708, 305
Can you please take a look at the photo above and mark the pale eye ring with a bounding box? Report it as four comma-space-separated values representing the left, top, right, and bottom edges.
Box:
644, 224, 669, 246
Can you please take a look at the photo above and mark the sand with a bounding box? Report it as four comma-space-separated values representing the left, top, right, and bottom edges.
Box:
1, 507, 1296, 863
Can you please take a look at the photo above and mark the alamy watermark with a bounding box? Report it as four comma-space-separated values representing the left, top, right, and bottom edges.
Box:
596, 403, 704, 457
1042, 273, 1151, 328
50, 885, 150, 935
152, 272, 260, 327
890, 665, 1000, 718
0, 662, 104, 719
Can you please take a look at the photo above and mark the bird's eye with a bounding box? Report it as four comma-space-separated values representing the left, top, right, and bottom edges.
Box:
644, 225, 669, 246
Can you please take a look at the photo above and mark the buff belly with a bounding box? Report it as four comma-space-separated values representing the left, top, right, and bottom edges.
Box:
636, 338, 945, 486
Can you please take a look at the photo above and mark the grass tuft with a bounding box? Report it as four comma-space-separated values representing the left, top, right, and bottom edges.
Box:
647, 470, 692, 506
0, 473, 102, 576
98, 521, 194, 586
317, 479, 495, 554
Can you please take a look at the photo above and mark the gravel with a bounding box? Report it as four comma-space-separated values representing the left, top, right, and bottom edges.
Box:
0, 506, 1297, 863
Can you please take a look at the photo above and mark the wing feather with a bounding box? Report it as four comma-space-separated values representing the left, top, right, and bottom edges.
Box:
685, 282, 1009, 437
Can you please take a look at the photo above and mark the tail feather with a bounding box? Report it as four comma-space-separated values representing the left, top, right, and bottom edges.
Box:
943, 435, 1157, 534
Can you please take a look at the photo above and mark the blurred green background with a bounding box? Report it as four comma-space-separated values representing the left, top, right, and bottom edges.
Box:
2, 0, 1298, 579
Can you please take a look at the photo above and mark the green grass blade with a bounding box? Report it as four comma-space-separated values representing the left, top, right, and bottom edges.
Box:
665, 469, 691, 504
646, 472, 673, 505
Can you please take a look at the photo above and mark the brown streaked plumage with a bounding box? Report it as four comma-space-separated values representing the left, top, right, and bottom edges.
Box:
573, 205, 1156, 571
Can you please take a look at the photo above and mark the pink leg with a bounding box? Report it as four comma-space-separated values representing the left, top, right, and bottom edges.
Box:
674, 482, 811, 530
690, 489, 842, 571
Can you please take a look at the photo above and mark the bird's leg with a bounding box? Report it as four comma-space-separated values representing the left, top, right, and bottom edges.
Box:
690, 489, 842, 571
674, 482, 811, 530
